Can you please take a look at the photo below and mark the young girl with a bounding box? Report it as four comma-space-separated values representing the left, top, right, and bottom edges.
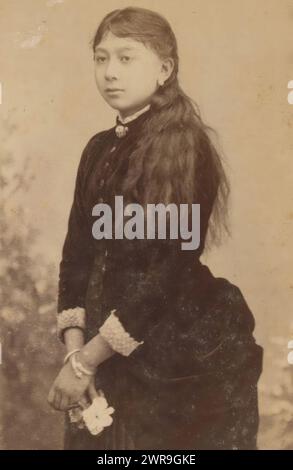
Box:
48, 7, 263, 450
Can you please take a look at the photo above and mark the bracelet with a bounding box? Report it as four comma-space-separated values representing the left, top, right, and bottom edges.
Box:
63, 348, 81, 365
70, 352, 95, 379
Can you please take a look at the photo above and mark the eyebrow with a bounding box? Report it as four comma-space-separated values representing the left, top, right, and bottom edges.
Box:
94, 46, 138, 54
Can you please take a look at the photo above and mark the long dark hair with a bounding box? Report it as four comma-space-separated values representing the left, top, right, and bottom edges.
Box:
92, 6, 231, 249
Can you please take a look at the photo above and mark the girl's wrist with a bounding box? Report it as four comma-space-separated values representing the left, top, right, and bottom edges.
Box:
63, 348, 81, 365
76, 349, 98, 374
70, 351, 96, 378
72, 333, 116, 374
64, 327, 85, 352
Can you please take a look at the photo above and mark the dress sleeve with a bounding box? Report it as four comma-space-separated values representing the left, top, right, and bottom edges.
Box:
98, 235, 200, 357
56, 136, 97, 343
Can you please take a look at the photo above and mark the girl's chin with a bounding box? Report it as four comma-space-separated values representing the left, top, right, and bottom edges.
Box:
103, 97, 148, 116
104, 97, 131, 110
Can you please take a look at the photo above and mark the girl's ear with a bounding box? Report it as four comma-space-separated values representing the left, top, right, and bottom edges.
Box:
158, 58, 175, 85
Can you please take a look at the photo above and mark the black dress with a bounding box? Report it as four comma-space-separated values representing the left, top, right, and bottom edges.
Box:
58, 107, 263, 450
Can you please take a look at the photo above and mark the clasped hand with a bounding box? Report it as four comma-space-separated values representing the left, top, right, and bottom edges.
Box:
47, 361, 97, 411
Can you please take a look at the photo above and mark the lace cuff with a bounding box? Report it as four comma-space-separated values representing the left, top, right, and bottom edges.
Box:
57, 307, 86, 343
99, 309, 144, 356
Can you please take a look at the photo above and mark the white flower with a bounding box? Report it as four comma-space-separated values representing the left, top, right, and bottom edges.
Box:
82, 395, 115, 436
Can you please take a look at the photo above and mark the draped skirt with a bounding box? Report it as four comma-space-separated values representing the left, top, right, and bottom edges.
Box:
63, 263, 263, 450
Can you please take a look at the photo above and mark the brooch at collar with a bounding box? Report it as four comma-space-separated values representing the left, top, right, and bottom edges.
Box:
115, 124, 129, 138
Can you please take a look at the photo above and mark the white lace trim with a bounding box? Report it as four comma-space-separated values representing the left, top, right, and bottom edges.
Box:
99, 309, 144, 356
117, 104, 151, 124
57, 307, 86, 342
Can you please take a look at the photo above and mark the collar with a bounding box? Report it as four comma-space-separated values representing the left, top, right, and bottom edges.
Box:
116, 104, 151, 125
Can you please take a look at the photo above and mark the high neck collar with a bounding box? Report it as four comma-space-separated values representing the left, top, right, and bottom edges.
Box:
116, 103, 151, 125
114, 103, 152, 139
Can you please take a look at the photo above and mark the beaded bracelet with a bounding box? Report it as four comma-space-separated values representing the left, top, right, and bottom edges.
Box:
63, 348, 81, 365
70, 352, 95, 379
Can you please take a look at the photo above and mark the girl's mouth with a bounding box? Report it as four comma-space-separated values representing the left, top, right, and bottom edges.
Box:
105, 89, 124, 95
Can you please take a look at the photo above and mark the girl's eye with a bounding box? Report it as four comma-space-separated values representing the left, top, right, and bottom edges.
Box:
95, 56, 106, 63
120, 56, 131, 63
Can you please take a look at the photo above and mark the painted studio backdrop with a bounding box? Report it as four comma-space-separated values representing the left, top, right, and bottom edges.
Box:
0, 0, 293, 450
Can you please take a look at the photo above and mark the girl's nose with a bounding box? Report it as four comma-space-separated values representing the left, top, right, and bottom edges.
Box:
104, 59, 120, 80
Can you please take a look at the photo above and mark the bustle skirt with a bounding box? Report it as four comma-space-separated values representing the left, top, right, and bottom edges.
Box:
63, 263, 263, 450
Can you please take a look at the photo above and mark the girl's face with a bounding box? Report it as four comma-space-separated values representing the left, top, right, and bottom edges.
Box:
94, 31, 173, 118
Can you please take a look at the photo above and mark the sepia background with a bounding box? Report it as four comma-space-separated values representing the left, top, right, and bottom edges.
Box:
0, 0, 292, 449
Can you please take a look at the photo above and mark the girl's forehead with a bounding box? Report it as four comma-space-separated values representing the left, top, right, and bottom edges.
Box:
95, 32, 145, 53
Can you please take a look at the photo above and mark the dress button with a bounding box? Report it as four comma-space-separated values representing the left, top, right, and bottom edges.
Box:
102, 264, 106, 272
110, 146, 116, 153
105, 249, 108, 257
104, 162, 110, 168
99, 179, 104, 188
98, 197, 104, 203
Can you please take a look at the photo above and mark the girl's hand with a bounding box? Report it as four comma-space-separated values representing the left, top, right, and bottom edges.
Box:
87, 376, 99, 402
47, 361, 94, 411
77, 376, 99, 409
